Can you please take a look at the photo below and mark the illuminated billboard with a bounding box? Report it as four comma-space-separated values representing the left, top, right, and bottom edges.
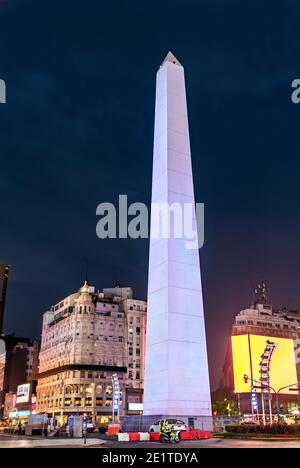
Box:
128, 403, 143, 411
16, 383, 31, 404
232, 334, 297, 393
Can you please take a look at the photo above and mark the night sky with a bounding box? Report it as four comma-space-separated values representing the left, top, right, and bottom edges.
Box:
1, 0, 300, 390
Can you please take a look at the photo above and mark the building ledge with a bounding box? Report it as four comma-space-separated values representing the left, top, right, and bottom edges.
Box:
37, 363, 127, 380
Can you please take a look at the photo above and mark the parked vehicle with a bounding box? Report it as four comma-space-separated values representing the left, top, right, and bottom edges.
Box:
149, 419, 186, 433
0, 421, 9, 433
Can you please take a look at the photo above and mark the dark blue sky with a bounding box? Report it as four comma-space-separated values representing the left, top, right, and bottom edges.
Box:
1, 0, 300, 389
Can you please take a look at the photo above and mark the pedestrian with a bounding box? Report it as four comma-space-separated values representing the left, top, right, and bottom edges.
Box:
18, 421, 22, 435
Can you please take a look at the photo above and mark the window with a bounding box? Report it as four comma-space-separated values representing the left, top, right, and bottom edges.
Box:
106, 398, 112, 407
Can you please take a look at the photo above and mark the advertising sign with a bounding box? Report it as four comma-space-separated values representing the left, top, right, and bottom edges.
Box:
128, 403, 143, 411
16, 383, 31, 404
232, 334, 298, 393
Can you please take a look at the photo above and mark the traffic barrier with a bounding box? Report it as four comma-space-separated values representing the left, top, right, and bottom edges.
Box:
117, 431, 212, 442
118, 432, 151, 442
128, 432, 140, 441
117, 433, 129, 442
180, 431, 196, 440
107, 423, 120, 436
197, 430, 212, 439
149, 431, 160, 441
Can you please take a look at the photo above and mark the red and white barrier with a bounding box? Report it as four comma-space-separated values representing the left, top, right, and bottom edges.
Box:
117, 431, 211, 442
117, 433, 130, 442
117, 432, 150, 442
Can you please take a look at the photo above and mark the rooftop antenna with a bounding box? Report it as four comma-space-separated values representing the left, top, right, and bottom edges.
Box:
254, 281, 268, 305
85, 259, 89, 284
116, 267, 124, 288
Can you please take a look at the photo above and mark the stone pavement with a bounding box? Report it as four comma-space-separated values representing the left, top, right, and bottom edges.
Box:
0, 434, 105, 448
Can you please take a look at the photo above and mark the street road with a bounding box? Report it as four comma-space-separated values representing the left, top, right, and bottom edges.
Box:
0, 434, 300, 448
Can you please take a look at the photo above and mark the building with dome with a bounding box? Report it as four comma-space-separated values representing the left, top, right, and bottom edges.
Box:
36, 282, 146, 426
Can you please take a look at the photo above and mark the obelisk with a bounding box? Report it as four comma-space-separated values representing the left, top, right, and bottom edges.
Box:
143, 52, 212, 428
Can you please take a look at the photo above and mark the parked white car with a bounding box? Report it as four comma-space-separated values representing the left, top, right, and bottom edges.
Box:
149, 419, 187, 433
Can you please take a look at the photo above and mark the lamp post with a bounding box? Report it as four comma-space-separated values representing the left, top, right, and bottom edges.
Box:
112, 373, 121, 424
83, 413, 87, 445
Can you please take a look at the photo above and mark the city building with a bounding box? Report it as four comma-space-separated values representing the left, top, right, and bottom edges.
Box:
0, 264, 10, 335
36, 282, 146, 426
143, 51, 212, 429
0, 335, 40, 418
121, 297, 147, 412
219, 283, 300, 415
3, 392, 16, 419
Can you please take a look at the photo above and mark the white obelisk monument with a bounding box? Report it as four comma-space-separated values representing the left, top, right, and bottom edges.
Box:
143, 52, 212, 428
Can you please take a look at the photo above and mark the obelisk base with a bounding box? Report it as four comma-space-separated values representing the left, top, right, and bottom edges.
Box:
120, 414, 213, 433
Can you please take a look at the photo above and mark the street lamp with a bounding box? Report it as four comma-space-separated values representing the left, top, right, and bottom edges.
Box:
111, 373, 121, 424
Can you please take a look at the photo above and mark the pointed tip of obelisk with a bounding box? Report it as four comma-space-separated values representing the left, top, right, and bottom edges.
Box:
161, 51, 183, 68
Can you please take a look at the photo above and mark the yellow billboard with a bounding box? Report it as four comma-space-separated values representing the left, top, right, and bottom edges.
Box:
232, 334, 298, 393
